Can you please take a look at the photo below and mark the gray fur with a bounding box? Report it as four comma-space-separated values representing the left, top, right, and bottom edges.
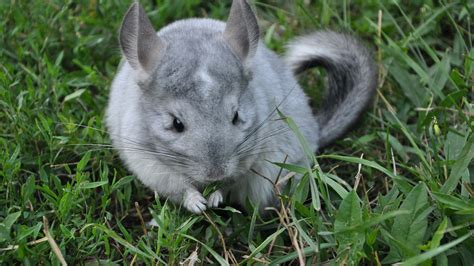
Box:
106, 1, 377, 214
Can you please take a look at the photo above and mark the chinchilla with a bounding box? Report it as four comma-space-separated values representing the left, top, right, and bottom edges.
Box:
106, 0, 377, 214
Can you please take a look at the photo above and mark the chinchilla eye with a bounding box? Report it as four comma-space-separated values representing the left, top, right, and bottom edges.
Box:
232, 111, 239, 125
173, 118, 185, 132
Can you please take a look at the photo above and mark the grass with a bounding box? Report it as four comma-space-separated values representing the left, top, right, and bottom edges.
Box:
0, 0, 473, 264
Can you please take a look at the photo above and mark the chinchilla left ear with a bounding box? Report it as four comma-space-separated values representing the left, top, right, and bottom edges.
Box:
119, 2, 163, 74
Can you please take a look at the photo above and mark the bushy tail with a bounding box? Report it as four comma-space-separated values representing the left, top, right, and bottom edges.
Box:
285, 31, 378, 148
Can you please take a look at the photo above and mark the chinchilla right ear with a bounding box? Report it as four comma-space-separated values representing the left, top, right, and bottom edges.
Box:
119, 2, 163, 74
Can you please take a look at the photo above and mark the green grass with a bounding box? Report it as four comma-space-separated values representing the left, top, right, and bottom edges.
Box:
1, 0, 473, 264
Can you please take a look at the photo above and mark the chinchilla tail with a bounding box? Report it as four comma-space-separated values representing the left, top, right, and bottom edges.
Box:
285, 31, 378, 149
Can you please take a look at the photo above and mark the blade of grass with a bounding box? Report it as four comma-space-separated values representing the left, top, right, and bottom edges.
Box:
400, 233, 472, 266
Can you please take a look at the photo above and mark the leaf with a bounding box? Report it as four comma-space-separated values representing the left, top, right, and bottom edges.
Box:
334, 191, 363, 236
432, 192, 474, 212
76, 151, 91, 172
64, 89, 86, 102
381, 228, 416, 264
17, 222, 42, 242
271, 162, 307, 174
293, 174, 310, 203
78, 181, 108, 190
464, 48, 474, 77
264, 23, 276, 45
276, 110, 316, 165
320, 173, 349, 199
290, 208, 319, 253
54, 50, 64, 67
334, 191, 365, 264
218, 206, 242, 214
247, 202, 259, 242
440, 90, 467, 108
429, 50, 450, 98
58, 192, 73, 219
111, 176, 135, 192
386, 37, 430, 87
429, 217, 448, 250
441, 134, 474, 194
444, 130, 467, 161
449, 69, 465, 88
240, 226, 286, 264
389, 62, 427, 106
82, 224, 161, 261
278, 111, 321, 211
389, 183, 430, 259
455, 208, 474, 215
0, 212, 22, 242
184, 234, 232, 265
375, 186, 401, 214
270, 244, 336, 265
319, 154, 413, 193
2, 211, 21, 231
400, 233, 472, 266
335, 210, 409, 234
376, 91, 432, 171
377, 131, 410, 162
0, 226, 11, 243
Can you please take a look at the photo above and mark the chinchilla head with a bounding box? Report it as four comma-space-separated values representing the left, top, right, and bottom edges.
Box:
118, 1, 262, 183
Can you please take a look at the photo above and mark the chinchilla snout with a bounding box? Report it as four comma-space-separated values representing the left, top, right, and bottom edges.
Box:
198, 137, 239, 181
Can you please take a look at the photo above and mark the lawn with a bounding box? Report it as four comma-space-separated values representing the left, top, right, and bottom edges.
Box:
0, 0, 473, 264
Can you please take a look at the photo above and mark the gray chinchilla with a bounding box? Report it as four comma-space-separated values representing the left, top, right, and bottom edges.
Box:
106, 0, 377, 214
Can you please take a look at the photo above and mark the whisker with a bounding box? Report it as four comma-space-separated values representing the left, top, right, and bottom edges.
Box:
61, 123, 154, 148
74, 145, 193, 169
235, 83, 298, 152
235, 150, 281, 161
236, 126, 290, 156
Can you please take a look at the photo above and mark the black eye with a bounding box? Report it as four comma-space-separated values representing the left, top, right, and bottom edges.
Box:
173, 118, 185, 132
232, 111, 239, 125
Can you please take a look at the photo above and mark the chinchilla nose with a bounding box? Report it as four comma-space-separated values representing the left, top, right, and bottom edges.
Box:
205, 139, 228, 179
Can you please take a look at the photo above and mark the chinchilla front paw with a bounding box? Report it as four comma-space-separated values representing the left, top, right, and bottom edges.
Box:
207, 190, 223, 208
183, 190, 207, 214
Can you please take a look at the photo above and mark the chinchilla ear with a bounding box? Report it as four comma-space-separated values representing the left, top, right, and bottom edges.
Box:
119, 2, 162, 74
224, 0, 259, 63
